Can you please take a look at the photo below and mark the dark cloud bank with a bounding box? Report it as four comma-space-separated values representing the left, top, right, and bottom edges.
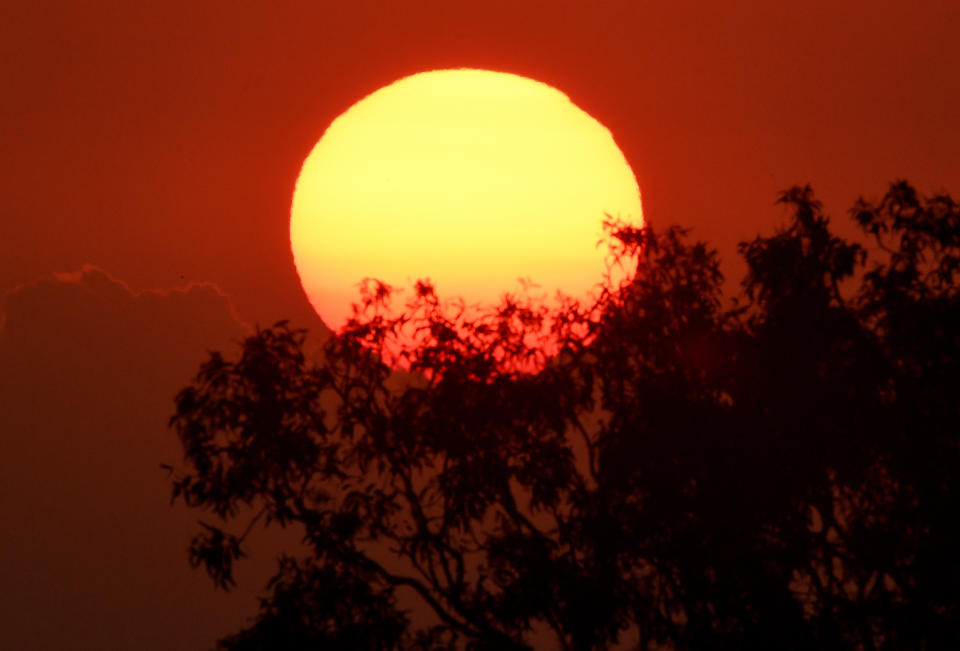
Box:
0, 266, 285, 651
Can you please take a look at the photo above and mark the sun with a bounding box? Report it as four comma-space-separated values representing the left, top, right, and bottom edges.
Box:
290, 68, 642, 363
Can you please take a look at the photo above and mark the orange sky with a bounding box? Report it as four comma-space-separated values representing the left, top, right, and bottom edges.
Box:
1, 1, 958, 648
3, 1, 957, 331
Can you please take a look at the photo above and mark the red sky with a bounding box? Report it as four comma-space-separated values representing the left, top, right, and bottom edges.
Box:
1, 1, 957, 648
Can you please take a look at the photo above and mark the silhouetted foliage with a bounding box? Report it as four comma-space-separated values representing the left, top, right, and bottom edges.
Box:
168, 181, 960, 649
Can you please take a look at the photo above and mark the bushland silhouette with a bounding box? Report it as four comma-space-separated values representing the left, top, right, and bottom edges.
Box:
167, 181, 960, 650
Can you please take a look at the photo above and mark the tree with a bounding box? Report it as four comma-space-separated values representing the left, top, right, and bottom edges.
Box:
167, 181, 960, 650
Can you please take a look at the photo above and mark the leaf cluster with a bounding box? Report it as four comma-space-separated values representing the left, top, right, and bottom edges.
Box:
168, 182, 960, 650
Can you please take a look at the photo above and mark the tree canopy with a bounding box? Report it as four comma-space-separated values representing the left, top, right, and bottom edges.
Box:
167, 181, 960, 650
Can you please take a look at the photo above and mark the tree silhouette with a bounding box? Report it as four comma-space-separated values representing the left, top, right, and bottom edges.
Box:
167, 181, 960, 650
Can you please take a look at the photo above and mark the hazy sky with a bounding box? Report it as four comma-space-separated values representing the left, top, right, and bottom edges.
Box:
4, 0, 958, 327
1, 1, 957, 648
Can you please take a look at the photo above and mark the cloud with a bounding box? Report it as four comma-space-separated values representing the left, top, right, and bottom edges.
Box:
0, 266, 284, 651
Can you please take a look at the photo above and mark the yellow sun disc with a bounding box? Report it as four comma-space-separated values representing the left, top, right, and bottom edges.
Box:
291, 68, 642, 353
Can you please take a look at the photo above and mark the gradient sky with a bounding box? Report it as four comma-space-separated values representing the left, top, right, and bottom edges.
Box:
1, 1, 958, 649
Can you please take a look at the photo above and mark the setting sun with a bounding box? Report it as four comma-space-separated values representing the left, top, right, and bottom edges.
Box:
290, 68, 642, 350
